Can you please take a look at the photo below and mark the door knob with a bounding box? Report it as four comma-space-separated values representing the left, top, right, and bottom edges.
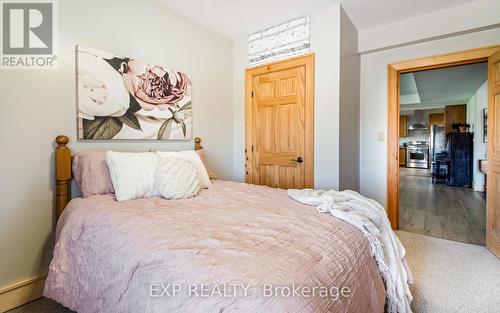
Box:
290, 157, 304, 163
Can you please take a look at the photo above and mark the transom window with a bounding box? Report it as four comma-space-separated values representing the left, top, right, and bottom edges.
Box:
248, 16, 310, 66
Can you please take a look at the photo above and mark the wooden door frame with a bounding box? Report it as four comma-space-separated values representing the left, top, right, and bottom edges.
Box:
387, 44, 500, 229
245, 53, 315, 188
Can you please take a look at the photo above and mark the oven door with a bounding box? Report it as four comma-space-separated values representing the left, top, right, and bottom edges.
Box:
406, 149, 428, 168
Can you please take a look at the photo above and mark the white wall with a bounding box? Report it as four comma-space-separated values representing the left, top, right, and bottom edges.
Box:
467, 81, 488, 191
467, 94, 477, 130
360, 27, 500, 207
339, 7, 360, 191
310, 5, 341, 189
232, 4, 342, 189
232, 36, 248, 182
358, 0, 500, 53
0, 0, 233, 288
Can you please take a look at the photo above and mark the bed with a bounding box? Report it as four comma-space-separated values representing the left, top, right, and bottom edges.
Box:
45, 135, 386, 313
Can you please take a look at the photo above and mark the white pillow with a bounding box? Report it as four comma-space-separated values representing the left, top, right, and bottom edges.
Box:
106, 151, 159, 201
156, 150, 212, 188
156, 157, 200, 199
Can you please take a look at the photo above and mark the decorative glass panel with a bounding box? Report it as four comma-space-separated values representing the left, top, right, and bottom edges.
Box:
249, 16, 310, 66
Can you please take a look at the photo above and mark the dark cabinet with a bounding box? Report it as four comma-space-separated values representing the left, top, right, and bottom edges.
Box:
446, 132, 473, 187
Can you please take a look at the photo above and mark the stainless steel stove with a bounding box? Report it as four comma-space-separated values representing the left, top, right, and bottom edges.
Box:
405, 141, 429, 169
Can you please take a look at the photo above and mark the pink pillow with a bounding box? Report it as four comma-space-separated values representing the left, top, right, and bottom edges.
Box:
73, 151, 114, 197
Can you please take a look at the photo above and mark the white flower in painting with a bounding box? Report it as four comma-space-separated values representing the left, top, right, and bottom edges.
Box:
172, 110, 186, 123
78, 52, 130, 120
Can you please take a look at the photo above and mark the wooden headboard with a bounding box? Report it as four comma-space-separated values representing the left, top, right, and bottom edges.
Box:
54, 135, 204, 220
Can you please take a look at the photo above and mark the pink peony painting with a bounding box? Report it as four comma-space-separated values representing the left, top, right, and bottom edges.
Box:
76, 46, 192, 140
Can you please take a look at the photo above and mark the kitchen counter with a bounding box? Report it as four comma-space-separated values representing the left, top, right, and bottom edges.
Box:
479, 159, 488, 174
479, 159, 488, 192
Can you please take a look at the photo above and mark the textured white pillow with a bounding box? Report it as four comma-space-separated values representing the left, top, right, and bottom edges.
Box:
156, 157, 200, 199
156, 150, 211, 188
106, 151, 159, 201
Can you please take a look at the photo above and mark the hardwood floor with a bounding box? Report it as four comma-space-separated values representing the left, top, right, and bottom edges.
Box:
399, 167, 486, 245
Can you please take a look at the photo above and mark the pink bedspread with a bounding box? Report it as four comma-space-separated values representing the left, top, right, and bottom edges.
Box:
44, 180, 385, 313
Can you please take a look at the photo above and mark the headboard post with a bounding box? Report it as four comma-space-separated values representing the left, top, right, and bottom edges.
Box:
55, 135, 72, 220
194, 137, 203, 150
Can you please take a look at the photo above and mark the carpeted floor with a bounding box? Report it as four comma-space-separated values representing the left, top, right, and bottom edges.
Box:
9, 231, 500, 313
397, 230, 500, 313
7, 297, 73, 313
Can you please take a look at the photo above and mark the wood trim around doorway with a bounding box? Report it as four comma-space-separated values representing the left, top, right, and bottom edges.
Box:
387, 44, 500, 229
245, 54, 315, 188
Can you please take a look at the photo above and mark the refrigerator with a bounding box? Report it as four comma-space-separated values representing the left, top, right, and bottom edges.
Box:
429, 125, 446, 172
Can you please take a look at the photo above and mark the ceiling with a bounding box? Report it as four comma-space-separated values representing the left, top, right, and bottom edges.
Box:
340, 0, 476, 30
400, 62, 488, 109
154, 0, 338, 39
154, 0, 479, 39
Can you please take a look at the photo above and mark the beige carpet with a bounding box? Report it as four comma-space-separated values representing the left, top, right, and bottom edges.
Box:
397, 230, 500, 313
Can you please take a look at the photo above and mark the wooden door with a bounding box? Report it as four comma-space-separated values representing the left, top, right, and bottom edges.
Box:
245, 54, 314, 189
487, 50, 500, 257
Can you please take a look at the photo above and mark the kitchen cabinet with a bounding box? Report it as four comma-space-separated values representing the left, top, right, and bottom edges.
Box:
399, 115, 408, 137
444, 104, 466, 134
399, 147, 406, 166
429, 113, 445, 125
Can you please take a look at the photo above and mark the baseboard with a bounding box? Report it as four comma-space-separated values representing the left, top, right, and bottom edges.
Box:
0, 274, 47, 312
486, 232, 500, 258
472, 180, 485, 192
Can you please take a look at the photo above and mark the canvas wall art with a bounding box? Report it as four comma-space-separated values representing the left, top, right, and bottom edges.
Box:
77, 46, 192, 140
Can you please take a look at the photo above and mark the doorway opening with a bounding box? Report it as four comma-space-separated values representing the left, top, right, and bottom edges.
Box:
386, 45, 500, 257
398, 62, 487, 245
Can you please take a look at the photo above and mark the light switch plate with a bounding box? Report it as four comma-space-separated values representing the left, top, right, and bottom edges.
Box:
377, 132, 385, 142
